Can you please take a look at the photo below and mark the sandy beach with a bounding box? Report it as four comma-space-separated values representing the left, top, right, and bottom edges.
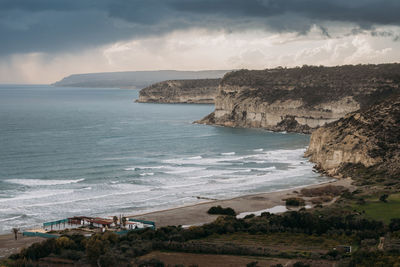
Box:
128, 178, 354, 227
0, 178, 354, 259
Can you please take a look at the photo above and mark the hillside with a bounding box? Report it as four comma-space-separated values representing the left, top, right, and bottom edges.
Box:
137, 79, 220, 103
196, 64, 400, 133
306, 93, 400, 179
52, 70, 229, 89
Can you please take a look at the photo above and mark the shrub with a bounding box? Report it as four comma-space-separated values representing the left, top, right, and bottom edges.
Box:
293, 262, 310, 267
207, 205, 236, 216
301, 185, 347, 197
357, 198, 366, 205
285, 198, 305, 207
98, 251, 117, 267
137, 258, 165, 267
60, 249, 84, 261
389, 218, 400, 232
246, 261, 259, 267
379, 194, 389, 202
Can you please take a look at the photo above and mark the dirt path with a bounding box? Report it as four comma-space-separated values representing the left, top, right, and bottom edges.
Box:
0, 233, 45, 259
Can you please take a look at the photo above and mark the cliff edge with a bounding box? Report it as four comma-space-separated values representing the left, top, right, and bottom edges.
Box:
137, 79, 220, 104
305, 94, 400, 179
196, 64, 400, 133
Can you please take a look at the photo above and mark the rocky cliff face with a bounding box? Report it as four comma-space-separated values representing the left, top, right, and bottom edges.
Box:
137, 79, 220, 104
305, 94, 400, 178
196, 64, 400, 133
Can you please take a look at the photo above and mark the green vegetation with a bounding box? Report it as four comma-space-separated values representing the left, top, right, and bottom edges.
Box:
221, 64, 400, 108
3, 206, 390, 266
2, 179, 400, 266
207, 205, 236, 216
352, 193, 400, 224
285, 197, 305, 207
201, 232, 354, 252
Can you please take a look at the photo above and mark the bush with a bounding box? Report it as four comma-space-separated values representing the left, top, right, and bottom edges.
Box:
246, 261, 259, 267
207, 205, 236, 216
98, 251, 117, 267
379, 194, 389, 202
137, 258, 165, 267
389, 218, 400, 232
357, 198, 366, 205
293, 262, 310, 267
60, 249, 84, 261
285, 198, 305, 207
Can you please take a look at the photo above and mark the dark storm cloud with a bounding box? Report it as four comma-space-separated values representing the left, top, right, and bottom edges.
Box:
0, 0, 399, 55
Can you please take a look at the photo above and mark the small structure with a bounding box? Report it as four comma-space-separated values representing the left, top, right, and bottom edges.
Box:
43, 219, 69, 231
90, 218, 113, 228
23, 216, 155, 239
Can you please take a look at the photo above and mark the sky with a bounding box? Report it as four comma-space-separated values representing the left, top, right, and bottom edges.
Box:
1, 0, 400, 84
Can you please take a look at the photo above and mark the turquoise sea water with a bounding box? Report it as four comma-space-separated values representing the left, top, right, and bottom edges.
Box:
0, 85, 330, 233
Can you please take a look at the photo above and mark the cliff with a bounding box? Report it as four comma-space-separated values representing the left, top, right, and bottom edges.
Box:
305, 94, 400, 179
137, 79, 220, 104
196, 64, 400, 133
52, 70, 229, 89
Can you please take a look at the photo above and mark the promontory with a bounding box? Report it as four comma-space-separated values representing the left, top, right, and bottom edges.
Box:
137, 79, 220, 104
196, 64, 400, 133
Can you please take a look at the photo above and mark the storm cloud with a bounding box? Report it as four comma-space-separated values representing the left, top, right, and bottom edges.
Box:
1, 0, 400, 56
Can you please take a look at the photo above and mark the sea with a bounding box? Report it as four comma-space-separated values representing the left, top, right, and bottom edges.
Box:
0, 85, 330, 234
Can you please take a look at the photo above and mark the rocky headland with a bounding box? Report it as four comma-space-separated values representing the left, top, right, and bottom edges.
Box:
305, 93, 400, 180
137, 78, 220, 104
53, 70, 228, 89
196, 64, 400, 133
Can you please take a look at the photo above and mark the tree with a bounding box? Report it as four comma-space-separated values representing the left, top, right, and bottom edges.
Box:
122, 217, 127, 228
113, 216, 118, 227
12, 228, 19, 240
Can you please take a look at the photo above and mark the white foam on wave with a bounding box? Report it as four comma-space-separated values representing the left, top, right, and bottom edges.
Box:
184, 169, 245, 179
16, 188, 153, 209
81, 186, 92, 190
140, 172, 154, 176
0, 189, 74, 203
125, 165, 170, 171
163, 156, 227, 165
188, 156, 202, 160
0, 215, 24, 222
253, 148, 264, 152
249, 148, 308, 165
160, 181, 208, 190
251, 166, 276, 171
165, 167, 206, 174
221, 152, 235, 156
5, 178, 85, 186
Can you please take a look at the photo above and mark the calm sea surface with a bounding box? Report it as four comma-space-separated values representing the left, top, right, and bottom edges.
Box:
0, 85, 330, 233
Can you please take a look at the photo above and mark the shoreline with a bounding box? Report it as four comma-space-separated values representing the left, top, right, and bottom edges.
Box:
0, 177, 355, 259
127, 177, 354, 228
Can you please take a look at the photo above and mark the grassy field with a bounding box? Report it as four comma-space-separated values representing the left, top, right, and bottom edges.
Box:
137, 251, 337, 267
200, 232, 354, 252
352, 193, 400, 224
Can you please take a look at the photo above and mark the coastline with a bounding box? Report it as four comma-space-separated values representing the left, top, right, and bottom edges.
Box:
0, 177, 354, 259
127, 177, 354, 228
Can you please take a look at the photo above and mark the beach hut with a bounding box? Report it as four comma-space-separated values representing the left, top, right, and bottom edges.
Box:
43, 219, 68, 231
90, 218, 113, 228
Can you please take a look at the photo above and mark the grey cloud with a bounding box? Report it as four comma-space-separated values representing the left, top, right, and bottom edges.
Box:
0, 0, 399, 56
